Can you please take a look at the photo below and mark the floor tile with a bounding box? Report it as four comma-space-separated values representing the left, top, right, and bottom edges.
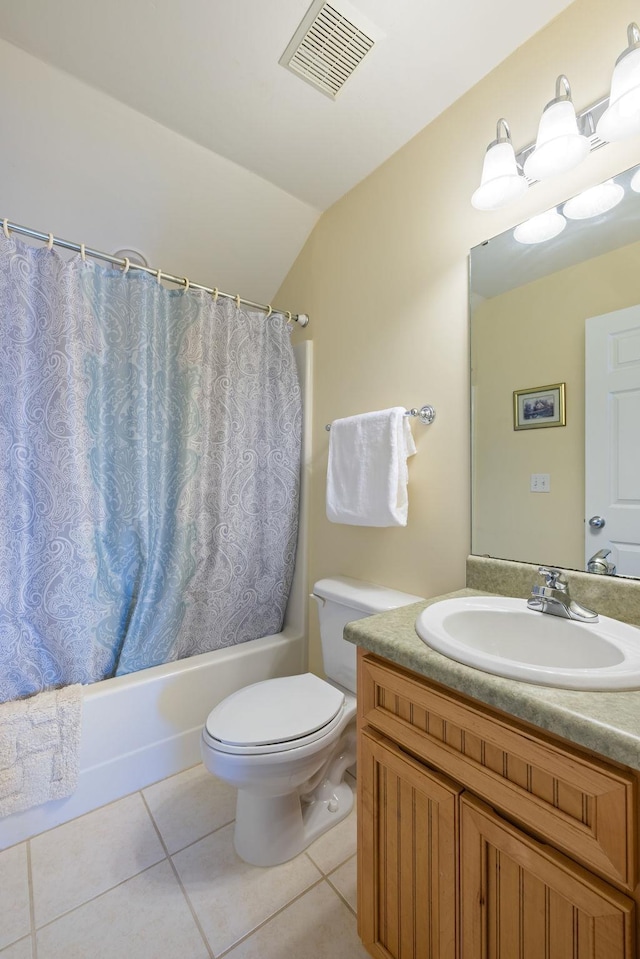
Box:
0, 938, 33, 959
36, 860, 208, 959
143, 763, 236, 853
31, 792, 165, 926
173, 822, 321, 955
305, 805, 356, 874
224, 879, 370, 959
327, 854, 357, 912
0, 843, 31, 949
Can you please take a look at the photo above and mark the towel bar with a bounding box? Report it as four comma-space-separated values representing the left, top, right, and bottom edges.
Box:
325, 405, 436, 431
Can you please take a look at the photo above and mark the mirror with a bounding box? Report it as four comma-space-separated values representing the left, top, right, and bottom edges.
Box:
470, 161, 640, 578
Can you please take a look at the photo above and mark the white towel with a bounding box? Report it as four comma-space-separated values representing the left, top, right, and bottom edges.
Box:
326, 407, 417, 526
0, 684, 83, 818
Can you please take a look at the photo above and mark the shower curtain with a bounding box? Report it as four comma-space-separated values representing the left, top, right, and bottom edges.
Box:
0, 234, 301, 703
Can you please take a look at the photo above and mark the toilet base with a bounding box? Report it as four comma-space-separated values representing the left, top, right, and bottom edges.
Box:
234, 778, 354, 867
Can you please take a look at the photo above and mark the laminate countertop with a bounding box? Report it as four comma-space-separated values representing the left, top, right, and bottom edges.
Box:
344, 588, 640, 771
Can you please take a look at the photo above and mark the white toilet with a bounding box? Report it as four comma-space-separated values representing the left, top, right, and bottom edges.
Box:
200, 575, 424, 866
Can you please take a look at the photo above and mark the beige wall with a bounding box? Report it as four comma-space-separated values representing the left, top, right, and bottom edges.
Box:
276, 0, 640, 675
473, 238, 640, 570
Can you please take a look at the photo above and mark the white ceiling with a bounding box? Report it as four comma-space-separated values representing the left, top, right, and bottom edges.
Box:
0, 0, 575, 212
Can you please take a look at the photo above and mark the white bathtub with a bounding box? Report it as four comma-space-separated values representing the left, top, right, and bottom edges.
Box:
0, 342, 312, 850
0, 626, 306, 849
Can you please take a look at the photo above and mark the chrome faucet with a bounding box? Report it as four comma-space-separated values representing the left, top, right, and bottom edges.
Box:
527, 566, 599, 622
587, 549, 616, 575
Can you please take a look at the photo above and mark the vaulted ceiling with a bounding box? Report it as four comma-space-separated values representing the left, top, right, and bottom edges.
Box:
0, 0, 574, 211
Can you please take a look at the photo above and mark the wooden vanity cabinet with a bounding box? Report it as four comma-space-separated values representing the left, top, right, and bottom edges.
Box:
357, 649, 638, 959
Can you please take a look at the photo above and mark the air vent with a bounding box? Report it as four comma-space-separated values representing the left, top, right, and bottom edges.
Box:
280, 0, 382, 99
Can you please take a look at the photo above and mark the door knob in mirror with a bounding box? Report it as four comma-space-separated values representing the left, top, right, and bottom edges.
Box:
588, 516, 606, 529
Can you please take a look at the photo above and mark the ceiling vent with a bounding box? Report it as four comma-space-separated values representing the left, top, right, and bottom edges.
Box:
280, 0, 382, 99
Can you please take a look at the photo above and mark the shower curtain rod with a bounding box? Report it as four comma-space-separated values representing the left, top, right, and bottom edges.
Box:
0, 217, 310, 327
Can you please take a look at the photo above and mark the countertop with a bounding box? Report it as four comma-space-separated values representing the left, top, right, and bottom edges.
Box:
344, 588, 640, 771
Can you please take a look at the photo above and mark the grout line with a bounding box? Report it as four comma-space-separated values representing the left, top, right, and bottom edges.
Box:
28, 790, 171, 933
325, 870, 357, 917
215, 876, 326, 959
32, 858, 167, 933
304, 849, 344, 878
3, 762, 206, 854
162, 817, 236, 857
140, 791, 215, 959
26, 840, 37, 959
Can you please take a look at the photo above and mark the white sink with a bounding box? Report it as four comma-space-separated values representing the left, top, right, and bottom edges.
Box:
415, 596, 640, 690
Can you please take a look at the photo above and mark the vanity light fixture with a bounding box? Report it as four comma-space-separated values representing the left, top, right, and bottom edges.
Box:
472, 22, 640, 212
597, 22, 640, 141
630, 168, 640, 192
513, 208, 566, 245
562, 179, 625, 219
471, 119, 528, 211
523, 76, 590, 180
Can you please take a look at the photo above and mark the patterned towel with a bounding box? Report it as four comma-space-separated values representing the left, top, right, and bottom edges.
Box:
0, 685, 83, 818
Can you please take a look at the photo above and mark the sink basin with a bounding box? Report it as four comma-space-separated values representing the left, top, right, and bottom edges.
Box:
415, 596, 640, 690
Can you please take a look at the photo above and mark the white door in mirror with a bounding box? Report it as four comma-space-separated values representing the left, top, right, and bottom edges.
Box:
585, 305, 640, 576
415, 596, 640, 690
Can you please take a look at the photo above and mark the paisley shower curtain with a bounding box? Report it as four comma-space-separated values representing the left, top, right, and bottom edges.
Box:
0, 234, 301, 703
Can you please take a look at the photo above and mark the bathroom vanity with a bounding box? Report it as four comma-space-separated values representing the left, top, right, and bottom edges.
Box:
347, 587, 640, 959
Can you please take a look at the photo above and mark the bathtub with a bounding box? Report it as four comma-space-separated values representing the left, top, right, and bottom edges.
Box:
0, 342, 312, 850
0, 625, 306, 849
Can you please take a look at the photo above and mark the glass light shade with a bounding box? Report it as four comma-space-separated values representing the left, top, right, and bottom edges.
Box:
563, 180, 625, 219
524, 100, 590, 180
597, 46, 640, 141
514, 209, 566, 245
631, 168, 640, 192
471, 140, 528, 211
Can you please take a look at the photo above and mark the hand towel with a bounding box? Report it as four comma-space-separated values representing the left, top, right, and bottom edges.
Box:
0, 684, 83, 818
326, 407, 417, 526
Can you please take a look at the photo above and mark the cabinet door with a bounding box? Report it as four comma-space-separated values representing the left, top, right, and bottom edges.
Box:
460, 793, 635, 959
358, 727, 460, 959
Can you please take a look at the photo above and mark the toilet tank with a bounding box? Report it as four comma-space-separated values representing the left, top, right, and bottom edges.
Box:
312, 576, 424, 694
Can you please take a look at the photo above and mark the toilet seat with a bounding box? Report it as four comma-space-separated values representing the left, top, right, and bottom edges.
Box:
204, 673, 346, 756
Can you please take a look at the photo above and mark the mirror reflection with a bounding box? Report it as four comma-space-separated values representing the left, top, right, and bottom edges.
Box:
470, 162, 640, 578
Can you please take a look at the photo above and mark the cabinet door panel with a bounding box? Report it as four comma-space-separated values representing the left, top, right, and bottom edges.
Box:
460, 793, 635, 959
358, 728, 461, 959
359, 651, 636, 889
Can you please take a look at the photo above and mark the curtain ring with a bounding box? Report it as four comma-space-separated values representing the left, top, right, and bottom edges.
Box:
212, 287, 219, 302
2, 218, 10, 239
156, 268, 163, 285
235, 294, 241, 309
266, 305, 272, 318
80, 243, 87, 263
122, 257, 130, 274
286, 311, 293, 324
183, 277, 190, 291
46, 233, 54, 251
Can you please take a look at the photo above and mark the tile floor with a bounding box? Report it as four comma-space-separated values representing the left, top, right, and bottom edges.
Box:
0, 765, 368, 959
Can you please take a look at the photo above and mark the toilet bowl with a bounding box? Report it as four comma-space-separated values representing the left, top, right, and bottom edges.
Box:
202, 672, 356, 866
201, 576, 424, 866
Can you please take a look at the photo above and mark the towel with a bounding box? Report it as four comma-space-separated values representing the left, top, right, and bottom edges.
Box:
0, 684, 83, 818
326, 407, 417, 526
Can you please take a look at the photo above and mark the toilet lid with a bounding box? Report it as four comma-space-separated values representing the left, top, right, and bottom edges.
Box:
205, 673, 345, 747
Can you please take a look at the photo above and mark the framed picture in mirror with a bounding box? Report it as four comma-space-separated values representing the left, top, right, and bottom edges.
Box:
513, 382, 566, 430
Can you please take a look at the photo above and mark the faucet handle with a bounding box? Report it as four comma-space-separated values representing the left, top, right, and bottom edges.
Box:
537, 566, 567, 590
